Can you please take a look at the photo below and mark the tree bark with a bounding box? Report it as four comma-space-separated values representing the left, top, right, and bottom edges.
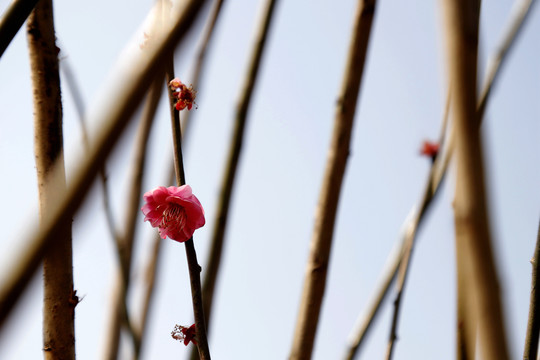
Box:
27, 1, 75, 358
442, 1, 509, 359
289, 0, 376, 358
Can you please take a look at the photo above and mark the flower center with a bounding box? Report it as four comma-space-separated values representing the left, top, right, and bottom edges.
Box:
160, 204, 187, 234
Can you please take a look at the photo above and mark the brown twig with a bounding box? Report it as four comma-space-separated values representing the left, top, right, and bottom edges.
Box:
0, 0, 40, 57
523, 219, 540, 360
101, 76, 163, 360
344, 0, 537, 355
0, 0, 207, 332
289, 0, 376, 358
196, 0, 278, 355
181, 0, 226, 144
27, 1, 75, 358
166, 58, 211, 359
477, 0, 536, 122
444, 1, 509, 359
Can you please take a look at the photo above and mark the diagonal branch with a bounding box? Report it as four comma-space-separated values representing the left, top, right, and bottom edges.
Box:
101, 75, 163, 360
289, 0, 376, 358
343, 0, 537, 356
60, 54, 120, 248
199, 0, 278, 351
0, 0, 207, 332
0, 0, 40, 57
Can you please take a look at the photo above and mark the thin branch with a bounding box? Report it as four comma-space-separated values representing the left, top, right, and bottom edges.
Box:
0, 0, 40, 57
27, 0, 75, 358
289, 0, 376, 358
135, 163, 175, 358
477, 0, 536, 122
0, 0, 207, 331
444, 0, 509, 359
343, 0, 537, 355
166, 57, 211, 358
181, 0, 226, 144
344, 87, 451, 359
102, 76, 163, 360
523, 219, 540, 360
197, 0, 278, 353
60, 53, 120, 247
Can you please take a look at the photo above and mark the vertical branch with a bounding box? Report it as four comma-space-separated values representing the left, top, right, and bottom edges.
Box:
27, 0, 75, 358
137, 0, 227, 354
199, 0, 278, 351
181, 0, 226, 142
166, 59, 211, 359
135, 165, 175, 357
289, 0, 376, 358
443, 1, 509, 359
523, 220, 540, 360
102, 76, 163, 360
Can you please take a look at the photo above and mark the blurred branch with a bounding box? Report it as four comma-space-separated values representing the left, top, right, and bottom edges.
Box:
289, 0, 376, 358
444, 1, 509, 359
0, 0, 207, 332
134, 164, 175, 358
344, 0, 537, 356
197, 0, 278, 354
0, 0, 39, 57
523, 220, 540, 360
384, 125, 450, 360
102, 76, 163, 360
344, 88, 451, 360
27, 1, 75, 358
60, 54, 120, 247
477, 0, 536, 122
181, 0, 226, 144
166, 57, 211, 358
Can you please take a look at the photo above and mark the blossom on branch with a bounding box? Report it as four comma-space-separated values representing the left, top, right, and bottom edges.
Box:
169, 77, 197, 111
171, 324, 198, 346
420, 140, 440, 160
141, 185, 205, 243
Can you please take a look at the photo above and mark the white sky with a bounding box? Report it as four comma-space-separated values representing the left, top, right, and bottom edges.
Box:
0, 0, 539, 359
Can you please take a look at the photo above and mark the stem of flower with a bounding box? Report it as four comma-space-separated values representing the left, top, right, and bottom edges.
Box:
166, 59, 211, 360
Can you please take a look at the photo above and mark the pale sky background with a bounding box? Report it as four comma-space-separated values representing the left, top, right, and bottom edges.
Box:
0, 0, 539, 359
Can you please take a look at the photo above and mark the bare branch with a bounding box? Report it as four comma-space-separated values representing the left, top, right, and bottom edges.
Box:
27, 0, 75, 358
444, 0, 509, 358
101, 75, 163, 360
199, 0, 278, 353
290, 0, 376, 358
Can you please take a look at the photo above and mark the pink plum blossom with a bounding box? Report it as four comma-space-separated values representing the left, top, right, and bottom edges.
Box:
141, 185, 205, 243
